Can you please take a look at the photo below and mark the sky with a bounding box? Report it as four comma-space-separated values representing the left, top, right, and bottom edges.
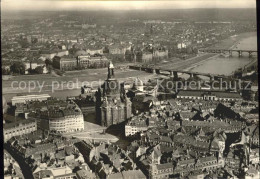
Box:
1, 0, 256, 12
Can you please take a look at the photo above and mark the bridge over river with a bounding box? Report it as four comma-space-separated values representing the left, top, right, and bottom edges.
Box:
129, 48, 258, 79
129, 65, 228, 80
198, 49, 258, 57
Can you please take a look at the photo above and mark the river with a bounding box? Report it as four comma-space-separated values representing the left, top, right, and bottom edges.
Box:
189, 32, 257, 75
2, 32, 257, 102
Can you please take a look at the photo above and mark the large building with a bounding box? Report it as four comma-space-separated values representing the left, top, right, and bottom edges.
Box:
4, 119, 37, 142
11, 94, 51, 106
37, 108, 84, 133
177, 90, 243, 101
52, 56, 78, 71
96, 62, 132, 127
53, 54, 109, 71
133, 46, 168, 63
77, 55, 109, 69
16, 98, 84, 133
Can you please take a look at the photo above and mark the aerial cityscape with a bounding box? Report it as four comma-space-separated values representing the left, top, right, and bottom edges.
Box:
2, 0, 259, 179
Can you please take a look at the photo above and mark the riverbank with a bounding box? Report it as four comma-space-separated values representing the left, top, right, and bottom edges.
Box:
2, 68, 156, 102
157, 53, 217, 70
189, 32, 257, 75
207, 31, 257, 50
184, 54, 220, 71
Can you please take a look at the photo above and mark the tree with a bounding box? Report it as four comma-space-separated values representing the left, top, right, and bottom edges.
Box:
34, 66, 44, 74
10, 62, 25, 75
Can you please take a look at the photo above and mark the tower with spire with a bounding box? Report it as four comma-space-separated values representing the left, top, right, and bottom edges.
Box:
107, 61, 114, 79
95, 61, 132, 127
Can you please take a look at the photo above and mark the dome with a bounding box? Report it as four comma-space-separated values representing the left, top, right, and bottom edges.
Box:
74, 50, 87, 57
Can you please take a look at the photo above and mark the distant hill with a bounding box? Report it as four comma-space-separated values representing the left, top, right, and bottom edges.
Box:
2, 8, 256, 22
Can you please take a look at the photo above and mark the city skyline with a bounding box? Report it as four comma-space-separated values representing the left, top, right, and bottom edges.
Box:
2, 0, 256, 12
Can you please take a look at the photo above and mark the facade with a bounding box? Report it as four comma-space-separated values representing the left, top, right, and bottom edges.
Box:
177, 42, 187, 49
86, 48, 103, 56
133, 46, 168, 63
4, 119, 37, 142
53, 55, 109, 71
149, 163, 174, 179
77, 55, 109, 69
53, 56, 77, 71
109, 44, 131, 55
48, 113, 84, 133
11, 94, 51, 106
36, 107, 84, 133
125, 117, 148, 136
15, 98, 84, 133
96, 62, 132, 127
177, 90, 242, 101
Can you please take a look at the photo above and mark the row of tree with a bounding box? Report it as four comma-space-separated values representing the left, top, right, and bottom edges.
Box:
2, 61, 44, 75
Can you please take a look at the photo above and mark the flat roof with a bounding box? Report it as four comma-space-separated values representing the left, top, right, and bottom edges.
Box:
177, 90, 242, 99
4, 118, 36, 130
12, 94, 51, 100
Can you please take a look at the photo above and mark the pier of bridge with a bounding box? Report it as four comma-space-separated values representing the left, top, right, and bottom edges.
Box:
169, 71, 179, 78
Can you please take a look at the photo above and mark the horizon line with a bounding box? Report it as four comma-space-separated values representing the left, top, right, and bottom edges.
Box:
2, 7, 257, 12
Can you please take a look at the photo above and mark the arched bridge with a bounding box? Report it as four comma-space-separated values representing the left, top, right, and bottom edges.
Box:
198, 49, 258, 57
129, 65, 228, 80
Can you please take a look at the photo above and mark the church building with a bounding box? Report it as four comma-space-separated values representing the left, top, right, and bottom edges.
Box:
95, 62, 132, 127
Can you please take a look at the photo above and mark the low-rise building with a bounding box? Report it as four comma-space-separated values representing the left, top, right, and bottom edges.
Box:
177, 90, 242, 101
125, 117, 148, 136
4, 119, 37, 142
149, 163, 174, 179
33, 165, 76, 179
11, 94, 51, 106
86, 47, 103, 56
76, 169, 96, 179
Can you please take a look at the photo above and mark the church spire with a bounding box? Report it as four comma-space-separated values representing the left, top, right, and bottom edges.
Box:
107, 61, 114, 79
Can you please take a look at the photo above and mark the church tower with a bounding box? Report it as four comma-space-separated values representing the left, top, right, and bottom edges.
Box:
96, 61, 132, 127
107, 61, 115, 79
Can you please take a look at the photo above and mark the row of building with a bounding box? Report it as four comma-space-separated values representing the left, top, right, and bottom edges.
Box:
6, 131, 97, 179
52, 54, 109, 71
4, 96, 85, 142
